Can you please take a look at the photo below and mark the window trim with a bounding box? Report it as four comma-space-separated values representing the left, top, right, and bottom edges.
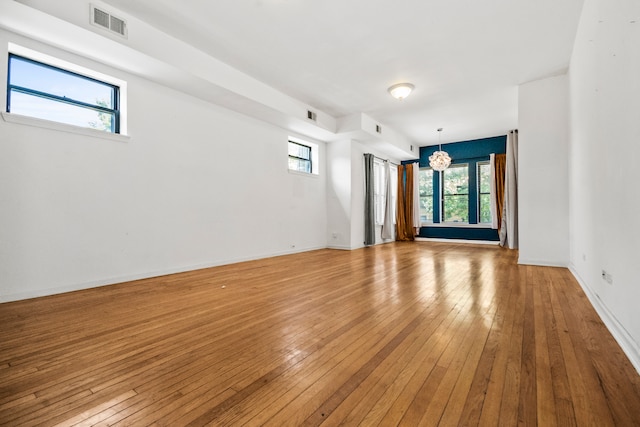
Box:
288, 140, 313, 174
1, 111, 130, 142
441, 163, 470, 224
287, 137, 319, 176
7, 53, 121, 134
477, 161, 492, 224
419, 167, 435, 225
5, 43, 128, 137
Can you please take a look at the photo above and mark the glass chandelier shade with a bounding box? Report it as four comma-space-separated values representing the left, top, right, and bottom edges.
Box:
429, 128, 451, 171
429, 150, 452, 171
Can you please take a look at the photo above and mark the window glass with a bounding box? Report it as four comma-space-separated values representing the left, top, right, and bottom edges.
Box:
419, 168, 434, 222
9, 56, 115, 108
288, 141, 311, 159
288, 140, 312, 173
442, 164, 469, 223
478, 162, 492, 224
7, 54, 120, 133
9, 91, 114, 130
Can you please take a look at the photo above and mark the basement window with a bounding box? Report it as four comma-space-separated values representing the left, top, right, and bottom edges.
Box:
6, 53, 121, 134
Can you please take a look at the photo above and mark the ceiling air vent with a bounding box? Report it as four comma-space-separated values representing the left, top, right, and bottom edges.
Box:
307, 110, 317, 121
91, 5, 128, 38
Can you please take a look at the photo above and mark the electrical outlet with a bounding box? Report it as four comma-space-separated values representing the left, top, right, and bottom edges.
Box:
332, 232, 338, 239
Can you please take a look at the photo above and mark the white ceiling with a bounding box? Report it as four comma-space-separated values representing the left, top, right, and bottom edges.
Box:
101, 0, 584, 146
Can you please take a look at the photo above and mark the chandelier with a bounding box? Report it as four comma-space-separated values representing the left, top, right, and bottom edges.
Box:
429, 128, 451, 171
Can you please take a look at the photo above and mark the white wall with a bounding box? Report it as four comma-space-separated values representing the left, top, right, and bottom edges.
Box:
326, 139, 399, 250
4, 0, 338, 140
568, 0, 640, 371
0, 30, 327, 302
518, 74, 570, 266
350, 141, 367, 249
326, 139, 353, 249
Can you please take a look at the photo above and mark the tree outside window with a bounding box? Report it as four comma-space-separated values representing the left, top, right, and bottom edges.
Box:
478, 162, 492, 224
442, 164, 469, 223
419, 168, 434, 222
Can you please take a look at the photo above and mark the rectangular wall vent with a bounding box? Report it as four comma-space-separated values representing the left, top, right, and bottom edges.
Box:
91, 5, 128, 38
109, 15, 126, 36
93, 7, 109, 28
375, 124, 382, 134
307, 110, 317, 121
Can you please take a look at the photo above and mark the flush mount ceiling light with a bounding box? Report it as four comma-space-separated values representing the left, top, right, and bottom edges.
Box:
388, 83, 414, 100
429, 128, 452, 171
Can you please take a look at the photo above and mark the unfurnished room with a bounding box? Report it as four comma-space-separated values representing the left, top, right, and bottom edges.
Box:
1, 0, 640, 425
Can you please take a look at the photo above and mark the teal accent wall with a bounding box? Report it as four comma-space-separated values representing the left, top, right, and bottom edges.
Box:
413, 135, 507, 241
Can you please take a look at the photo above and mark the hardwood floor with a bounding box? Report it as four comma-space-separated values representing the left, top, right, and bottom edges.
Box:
1, 242, 639, 426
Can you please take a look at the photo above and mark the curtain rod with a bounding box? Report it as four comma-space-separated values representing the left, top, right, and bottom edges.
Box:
365, 153, 400, 166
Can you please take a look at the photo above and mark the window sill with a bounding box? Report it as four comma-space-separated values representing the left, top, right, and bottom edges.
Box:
421, 222, 494, 229
1, 112, 130, 143
288, 169, 319, 178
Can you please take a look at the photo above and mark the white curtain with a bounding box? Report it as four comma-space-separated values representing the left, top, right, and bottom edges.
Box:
499, 130, 518, 248
490, 153, 498, 230
381, 161, 394, 240
412, 162, 421, 235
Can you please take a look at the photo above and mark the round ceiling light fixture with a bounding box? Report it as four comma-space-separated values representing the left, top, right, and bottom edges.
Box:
388, 83, 415, 100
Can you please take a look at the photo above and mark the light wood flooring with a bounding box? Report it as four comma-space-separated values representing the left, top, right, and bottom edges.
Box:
1, 242, 640, 426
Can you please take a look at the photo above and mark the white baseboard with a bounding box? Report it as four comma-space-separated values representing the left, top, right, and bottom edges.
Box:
518, 258, 568, 268
0, 245, 326, 303
569, 264, 640, 375
415, 237, 499, 245
327, 244, 353, 250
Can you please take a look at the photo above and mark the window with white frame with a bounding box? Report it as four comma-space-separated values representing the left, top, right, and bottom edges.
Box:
288, 138, 319, 175
7, 53, 121, 133
419, 168, 434, 223
477, 161, 492, 224
288, 140, 312, 173
442, 163, 470, 223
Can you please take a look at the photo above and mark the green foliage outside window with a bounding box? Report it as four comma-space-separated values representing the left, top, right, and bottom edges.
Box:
88, 99, 114, 132
419, 168, 434, 222
478, 162, 492, 223
418, 160, 493, 224
443, 165, 469, 222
